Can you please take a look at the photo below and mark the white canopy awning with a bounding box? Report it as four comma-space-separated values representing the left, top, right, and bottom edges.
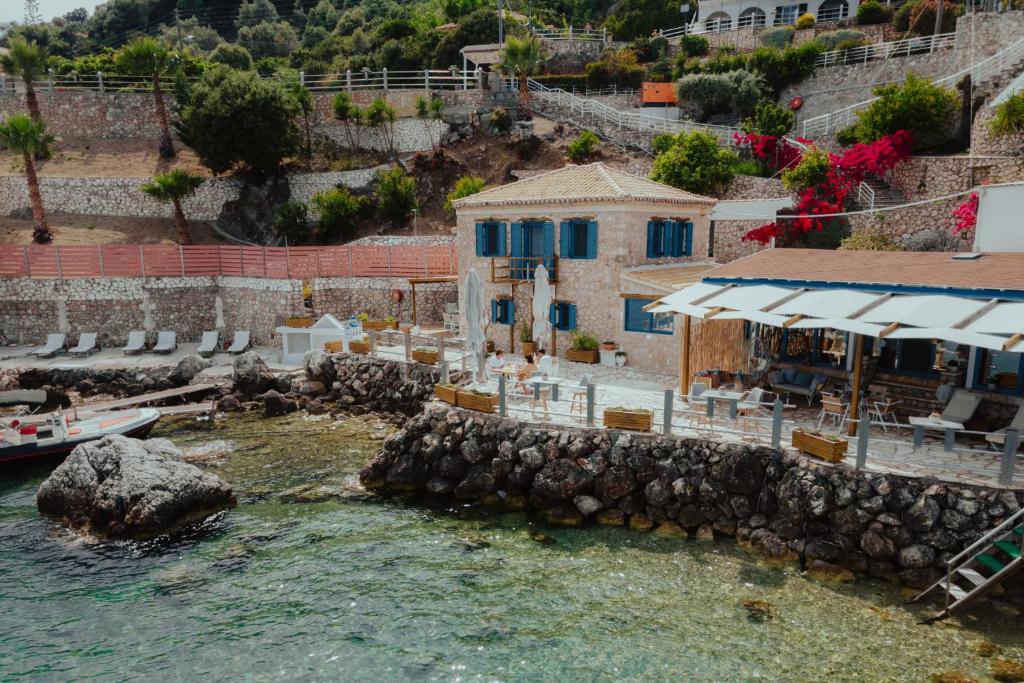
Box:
650, 281, 1024, 353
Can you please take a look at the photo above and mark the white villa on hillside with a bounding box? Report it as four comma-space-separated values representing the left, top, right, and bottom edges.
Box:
695, 0, 860, 31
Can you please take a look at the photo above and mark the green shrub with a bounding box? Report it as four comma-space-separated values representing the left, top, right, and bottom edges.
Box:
679, 33, 710, 57
585, 48, 645, 89
732, 158, 768, 177
651, 132, 675, 155
908, 0, 960, 35
273, 200, 310, 244
567, 130, 600, 162
742, 100, 794, 136
488, 107, 512, 133
311, 188, 364, 241
444, 175, 485, 217
835, 37, 869, 51
990, 92, 1024, 137
782, 148, 832, 193
650, 130, 739, 195
527, 74, 588, 90
747, 43, 823, 98
676, 69, 764, 120
376, 168, 418, 225
569, 329, 599, 351
835, 125, 859, 146
841, 225, 904, 251
856, 0, 891, 24
645, 56, 673, 83
759, 26, 795, 49
816, 29, 868, 50
795, 12, 816, 29
852, 73, 960, 149
891, 0, 917, 31
210, 43, 253, 70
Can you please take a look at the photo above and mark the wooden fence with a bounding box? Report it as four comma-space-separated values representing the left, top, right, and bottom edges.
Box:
0, 244, 458, 279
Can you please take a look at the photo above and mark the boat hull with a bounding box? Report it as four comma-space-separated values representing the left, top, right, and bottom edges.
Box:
0, 409, 161, 466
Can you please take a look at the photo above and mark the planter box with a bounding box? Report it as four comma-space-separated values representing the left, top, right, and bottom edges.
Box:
363, 320, 398, 331
412, 349, 439, 365
792, 429, 848, 463
521, 341, 536, 356
566, 349, 599, 364
604, 409, 654, 431
323, 341, 343, 353
435, 384, 458, 405
457, 390, 498, 413
287, 317, 314, 328
349, 340, 370, 354
486, 340, 495, 353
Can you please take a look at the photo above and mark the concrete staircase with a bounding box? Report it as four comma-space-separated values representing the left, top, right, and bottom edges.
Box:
853, 176, 906, 211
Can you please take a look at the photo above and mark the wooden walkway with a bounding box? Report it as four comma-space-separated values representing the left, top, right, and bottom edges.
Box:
81, 383, 222, 412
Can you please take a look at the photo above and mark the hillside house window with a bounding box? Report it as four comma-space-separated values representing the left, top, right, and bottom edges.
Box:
976, 349, 1024, 395
559, 220, 597, 259
549, 301, 577, 331
774, 4, 808, 24
491, 298, 514, 325
646, 220, 692, 258
475, 221, 507, 257
624, 298, 674, 335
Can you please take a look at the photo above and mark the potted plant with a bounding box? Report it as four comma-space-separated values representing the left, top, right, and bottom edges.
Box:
456, 387, 498, 413
520, 324, 535, 356
604, 406, 654, 431
792, 428, 848, 463
601, 340, 617, 351
566, 329, 600, 363
356, 312, 369, 323
323, 340, 343, 353
435, 382, 458, 405
486, 340, 495, 354
348, 336, 370, 354
412, 345, 439, 365
364, 314, 399, 331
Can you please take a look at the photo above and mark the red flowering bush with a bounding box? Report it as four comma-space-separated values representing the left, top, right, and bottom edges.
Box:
742, 130, 913, 245
952, 192, 978, 235
732, 131, 809, 174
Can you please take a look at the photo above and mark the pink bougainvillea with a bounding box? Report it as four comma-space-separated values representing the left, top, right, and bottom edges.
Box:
732, 132, 809, 174
952, 192, 979, 234
742, 131, 914, 245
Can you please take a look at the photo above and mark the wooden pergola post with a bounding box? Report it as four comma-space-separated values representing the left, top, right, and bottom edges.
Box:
680, 314, 691, 395
411, 281, 418, 325
848, 333, 865, 436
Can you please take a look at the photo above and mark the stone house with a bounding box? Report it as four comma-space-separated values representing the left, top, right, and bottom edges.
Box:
452, 163, 716, 374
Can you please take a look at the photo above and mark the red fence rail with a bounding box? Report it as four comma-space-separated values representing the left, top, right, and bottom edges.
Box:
0, 244, 459, 279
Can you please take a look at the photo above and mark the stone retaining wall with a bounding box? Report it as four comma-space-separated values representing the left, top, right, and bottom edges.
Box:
360, 399, 1024, 588
312, 276, 458, 324
0, 276, 303, 347
0, 168, 382, 220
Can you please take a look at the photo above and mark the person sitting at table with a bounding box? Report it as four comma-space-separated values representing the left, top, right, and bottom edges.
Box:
485, 348, 506, 380
536, 348, 554, 375
516, 353, 536, 392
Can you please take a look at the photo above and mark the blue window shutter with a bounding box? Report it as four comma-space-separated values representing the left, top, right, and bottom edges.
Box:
549, 302, 557, 326
497, 223, 507, 256
586, 221, 597, 259
543, 220, 555, 256
662, 221, 673, 257
670, 221, 684, 257
568, 304, 577, 331
559, 221, 570, 258
491, 299, 498, 323
475, 222, 485, 256
510, 222, 523, 256
505, 300, 515, 325
684, 220, 693, 256
646, 221, 657, 258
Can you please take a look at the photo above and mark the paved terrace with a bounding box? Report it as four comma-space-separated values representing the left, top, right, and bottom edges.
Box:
3, 343, 1020, 490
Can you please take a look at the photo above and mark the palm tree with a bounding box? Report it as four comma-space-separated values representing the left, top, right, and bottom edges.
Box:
498, 35, 544, 105
0, 114, 55, 243
287, 81, 314, 161
140, 168, 204, 244
115, 38, 176, 159
0, 37, 50, 123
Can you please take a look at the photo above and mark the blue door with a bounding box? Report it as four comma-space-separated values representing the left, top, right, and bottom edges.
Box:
521, 220, 555, 279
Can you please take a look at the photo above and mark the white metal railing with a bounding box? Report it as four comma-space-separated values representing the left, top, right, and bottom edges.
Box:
531, 26, 609, 43
0, 68, 484, 95
802, 36, 1024, 138
856, 181, 877, 210
815, 31, 957, 68
815, 5, 851, 22
737, 13, 767, 28
521, 77, 740, 145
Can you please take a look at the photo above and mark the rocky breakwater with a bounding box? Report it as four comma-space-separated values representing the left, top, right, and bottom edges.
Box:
360, 404, 1024, 588
16, 353, 211, 401
37, 435, 235, 538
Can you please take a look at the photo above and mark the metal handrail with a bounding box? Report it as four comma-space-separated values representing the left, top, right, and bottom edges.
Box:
803, 36, 1024, 138
814, 32, 957, 68
857, 181, 877, 210
944, 506, 1024, 568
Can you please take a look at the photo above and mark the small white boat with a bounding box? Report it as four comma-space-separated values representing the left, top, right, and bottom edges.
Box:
0, 391, 160, 466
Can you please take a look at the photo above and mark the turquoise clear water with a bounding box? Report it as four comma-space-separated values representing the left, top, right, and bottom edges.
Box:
1, 412, 1022, 682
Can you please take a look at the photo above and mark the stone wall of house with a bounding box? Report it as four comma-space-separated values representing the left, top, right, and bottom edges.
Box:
0, 168, 382, 220
668, 22, 889, 54
710, 176, 786, 264
970, 106, 1024, 158
360, 400, 1024, 588
311, 276, 458, 324
0, 276, 303, 347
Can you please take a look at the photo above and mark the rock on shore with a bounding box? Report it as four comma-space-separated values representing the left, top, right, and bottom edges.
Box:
37, 435, 235, 538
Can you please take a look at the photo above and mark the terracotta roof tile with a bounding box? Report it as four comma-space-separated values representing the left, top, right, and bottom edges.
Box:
452, 163, 716, 209
704, 248, 1024, 293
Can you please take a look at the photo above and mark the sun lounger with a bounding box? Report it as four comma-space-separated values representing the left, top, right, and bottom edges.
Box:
986, 403, 1024, 450
68, 332, 98, 356
152, 331, 177, 354
123, 330, 147, 355
197, 330, 219, 357
940, 389, 983, 425
31, 333, 66, 358
227, 330, 251, 354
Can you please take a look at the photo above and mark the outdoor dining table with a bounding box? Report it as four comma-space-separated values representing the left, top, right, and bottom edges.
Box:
524, 376, 565, 401
700, 388, 747, 419
908, 415, 965, 452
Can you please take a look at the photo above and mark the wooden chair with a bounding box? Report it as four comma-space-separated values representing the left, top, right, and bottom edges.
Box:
816, 392, 849, 431
734, 387, 772, 436
867, 397, 902, 432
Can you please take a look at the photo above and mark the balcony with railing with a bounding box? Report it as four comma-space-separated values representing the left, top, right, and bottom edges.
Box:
490, 256, 559, 283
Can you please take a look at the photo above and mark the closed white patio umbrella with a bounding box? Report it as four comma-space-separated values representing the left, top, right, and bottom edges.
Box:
463, 268, 487, 381
532, 264, 552, 349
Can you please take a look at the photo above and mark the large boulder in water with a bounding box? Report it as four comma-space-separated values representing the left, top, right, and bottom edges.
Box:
303, 349, 336, 386
168, 353, 210, 385
232, 351, 274, 395
36, 435, 235, 538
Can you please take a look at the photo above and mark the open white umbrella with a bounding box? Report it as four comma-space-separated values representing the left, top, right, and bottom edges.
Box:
532, 264, 551, 348
463, 268, 487, 381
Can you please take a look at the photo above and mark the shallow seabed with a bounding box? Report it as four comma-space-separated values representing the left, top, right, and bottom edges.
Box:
1, 412, 1022, 682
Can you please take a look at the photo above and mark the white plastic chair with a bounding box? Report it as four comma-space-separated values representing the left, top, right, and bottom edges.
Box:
31, 333, 66, 358
123, 331, 147, 355
153, 331, 177, 354
227, 330, 251, 354
68, 333, 97, 356
197, 330, 219, 357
